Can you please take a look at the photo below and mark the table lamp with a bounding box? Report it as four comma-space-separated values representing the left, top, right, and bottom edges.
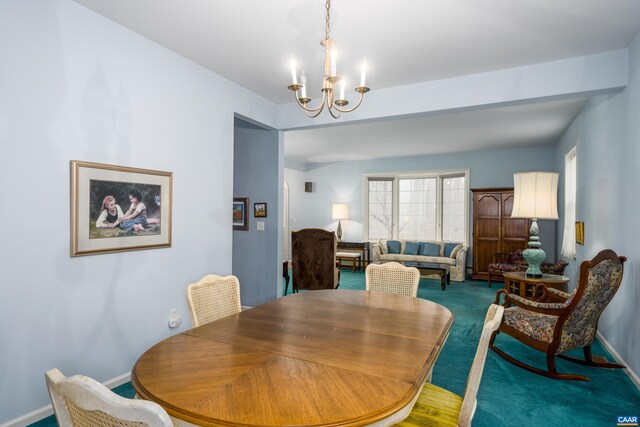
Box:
510, 172, 559, 277
332, 203, 349, 242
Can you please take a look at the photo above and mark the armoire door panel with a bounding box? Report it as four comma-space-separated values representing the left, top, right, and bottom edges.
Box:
475, 194, 501, 217
502, 193, 515, 216
475, 219, 500, 238
474, 240, 499, 276
503, 218, 529, 239
502, 239, 529, 255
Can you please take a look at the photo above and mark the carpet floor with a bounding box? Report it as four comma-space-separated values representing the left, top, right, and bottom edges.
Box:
32, 271, 640, 426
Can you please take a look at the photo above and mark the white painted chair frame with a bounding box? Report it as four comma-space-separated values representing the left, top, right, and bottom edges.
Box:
45, 368, 172, 426
458, 303, 505, 426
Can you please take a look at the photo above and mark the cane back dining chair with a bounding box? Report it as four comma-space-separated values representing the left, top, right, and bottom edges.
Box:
45, 368, 173, 427
291, 228, 340, 292
186, 274, 242, 327
490, 249, 626, 381
365, 262, 420, 297
394, 304, 504, 427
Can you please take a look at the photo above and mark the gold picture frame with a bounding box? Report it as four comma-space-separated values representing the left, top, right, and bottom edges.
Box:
575, 221, 584, 245
71, 160, 172, 256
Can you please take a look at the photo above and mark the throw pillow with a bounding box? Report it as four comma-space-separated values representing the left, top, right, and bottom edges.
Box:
379, 239, 389, 254
403, 241, 420, 255
387, 240, 401, 254
444, 242, 461, 257
449, 244, 463, 259
419, 242, 441, 256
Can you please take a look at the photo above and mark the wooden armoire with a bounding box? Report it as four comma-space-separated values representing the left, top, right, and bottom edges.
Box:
471, 188, 530, 281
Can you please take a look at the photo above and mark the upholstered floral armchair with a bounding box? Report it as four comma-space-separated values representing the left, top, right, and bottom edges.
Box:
487, 250, 527, 287
489, 249, 626, 381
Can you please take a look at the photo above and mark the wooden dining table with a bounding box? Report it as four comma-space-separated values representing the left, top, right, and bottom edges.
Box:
132, 290, 454, 427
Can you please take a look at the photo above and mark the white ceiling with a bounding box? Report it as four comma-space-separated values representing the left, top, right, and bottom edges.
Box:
73, 0, 640, 164
284, 97, 589, 164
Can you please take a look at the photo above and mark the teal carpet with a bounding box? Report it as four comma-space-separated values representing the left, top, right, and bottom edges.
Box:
33, 271, 640, 426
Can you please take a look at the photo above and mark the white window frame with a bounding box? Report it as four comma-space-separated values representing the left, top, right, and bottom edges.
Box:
561, 145, 577, 259
362, 169, 469, 244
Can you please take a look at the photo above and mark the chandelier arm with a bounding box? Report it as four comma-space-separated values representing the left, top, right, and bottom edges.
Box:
304, 107, 325, 118
300, 91, 329, 117
332, 91, 366, 113
293, 91, 326, 113
327, 103, 341, 119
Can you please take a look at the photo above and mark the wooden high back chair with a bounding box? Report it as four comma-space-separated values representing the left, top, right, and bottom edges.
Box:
291, 228, 340, 292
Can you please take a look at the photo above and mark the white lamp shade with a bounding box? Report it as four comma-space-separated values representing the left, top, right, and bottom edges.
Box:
332, 203, 349, 220
511, 172, 559, 220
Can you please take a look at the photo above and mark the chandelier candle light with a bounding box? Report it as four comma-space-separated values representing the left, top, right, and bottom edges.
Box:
288, 0, 370, 118
510, 172, 559, 277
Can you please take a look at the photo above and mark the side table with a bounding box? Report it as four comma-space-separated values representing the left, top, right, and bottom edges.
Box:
503, 271, 570, 300
336, 241, 370, 270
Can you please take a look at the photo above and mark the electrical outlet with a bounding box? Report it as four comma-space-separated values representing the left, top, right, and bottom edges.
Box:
168, 309, 182, 329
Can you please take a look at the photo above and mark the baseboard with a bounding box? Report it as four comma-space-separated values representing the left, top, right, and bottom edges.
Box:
0, 372, 131, 427
597, 331, 640, 390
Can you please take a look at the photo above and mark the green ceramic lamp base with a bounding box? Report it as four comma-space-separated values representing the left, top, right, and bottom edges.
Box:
523, 218, 545, 277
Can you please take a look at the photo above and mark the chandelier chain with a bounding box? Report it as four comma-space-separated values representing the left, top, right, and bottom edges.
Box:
325, 0, 331, 40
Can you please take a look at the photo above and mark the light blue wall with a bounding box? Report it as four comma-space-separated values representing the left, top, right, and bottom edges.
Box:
554, 32, 640, 376
0, 1, 277, 422
285, 145, 558, 265
233, 119, 281, 306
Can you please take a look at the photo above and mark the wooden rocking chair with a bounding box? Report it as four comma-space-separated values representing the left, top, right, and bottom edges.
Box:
490, 249, 626, 381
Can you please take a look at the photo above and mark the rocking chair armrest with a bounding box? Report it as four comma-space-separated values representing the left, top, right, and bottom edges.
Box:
506, 293, 569, 315
535, 285, 571, 303
493, 289, 509, 305
545, 287, 571, 300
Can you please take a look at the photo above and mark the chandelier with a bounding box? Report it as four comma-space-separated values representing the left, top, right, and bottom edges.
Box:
287, 0, 370, 119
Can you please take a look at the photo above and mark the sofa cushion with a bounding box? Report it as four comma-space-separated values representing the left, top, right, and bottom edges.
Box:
387, 240, 401, 254
379, 253, 456, 266
420, 242, 441, 256
444, 242, 463, 258
403, 241, 420, 255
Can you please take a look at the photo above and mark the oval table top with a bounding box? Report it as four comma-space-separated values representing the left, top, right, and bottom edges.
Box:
132, 290, 453, 427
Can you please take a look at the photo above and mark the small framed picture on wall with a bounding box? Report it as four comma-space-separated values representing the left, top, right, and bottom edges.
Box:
254, 202, 267, 218
233, 197, 249, 231
575, 221, 584, 245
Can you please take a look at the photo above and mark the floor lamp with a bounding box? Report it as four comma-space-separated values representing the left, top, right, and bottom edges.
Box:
510, 172, 559, 277
332, 204, 348, 242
